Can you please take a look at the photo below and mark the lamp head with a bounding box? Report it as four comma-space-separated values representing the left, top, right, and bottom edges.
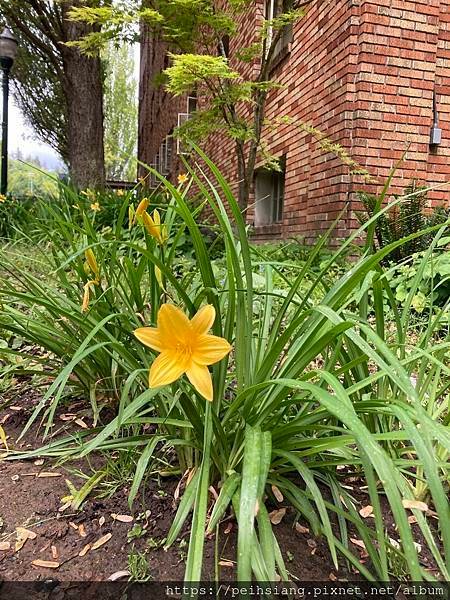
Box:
0, 27, 18, 69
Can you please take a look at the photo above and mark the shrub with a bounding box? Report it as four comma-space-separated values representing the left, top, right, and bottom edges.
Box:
357, 180, 450, 263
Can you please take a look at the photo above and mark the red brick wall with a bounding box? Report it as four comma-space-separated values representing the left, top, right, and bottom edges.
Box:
349, 0, 450, 230
138, 0, 450, 241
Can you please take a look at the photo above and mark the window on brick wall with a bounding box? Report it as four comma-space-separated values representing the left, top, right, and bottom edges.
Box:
265, 0, 293, 66
254, 160, 285, 227
177, 95, 198, 155
218, 35, 230, 58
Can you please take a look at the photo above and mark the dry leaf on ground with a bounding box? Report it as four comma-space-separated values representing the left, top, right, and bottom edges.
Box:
107, 571, 130, 581
271, 485, 284, 503
219, 560, 234, 568
350, 538, 366, 550
359, 505, 374, 518
295, 523, 310, 534
269, 508, 286, 525
402, 499, 428, 512
15, 527, 37, 552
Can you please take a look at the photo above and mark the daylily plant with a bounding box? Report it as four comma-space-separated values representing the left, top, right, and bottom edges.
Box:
134, 304, 231, 401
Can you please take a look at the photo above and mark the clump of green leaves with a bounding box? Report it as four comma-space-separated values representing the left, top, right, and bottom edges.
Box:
357, 180, 450, 262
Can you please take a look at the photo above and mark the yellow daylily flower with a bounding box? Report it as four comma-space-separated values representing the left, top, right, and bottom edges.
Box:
142, 209, 168, 245
117, 189, 125, 197
177, 173, 188, 185
0, 194, 6, 203
85, 249, 100, 280
82, 188, 96, 200
134, 198, 149, 223
134, 304, 231, 402
82, 281, 95, 312
91, 202, 101, 212
82, 249, 100, 312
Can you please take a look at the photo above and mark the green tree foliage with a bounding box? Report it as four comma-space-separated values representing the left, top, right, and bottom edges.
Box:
8, 158, 59, 197
2, 2, 69, 161
67, 0, 314, 208
103, 41, 138, 181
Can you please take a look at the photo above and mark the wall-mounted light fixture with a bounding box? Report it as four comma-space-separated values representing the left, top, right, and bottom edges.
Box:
429, 89, 442, 148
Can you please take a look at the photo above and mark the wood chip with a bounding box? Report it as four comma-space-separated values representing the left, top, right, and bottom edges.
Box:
350, 538, 366, 550
34, 459, 44, 466
0, 542, 11, 551
111, 514, 133, 523
329, 573, 337, 581
359, 505, 374, 518
79, 544, 91, 557
408, 515, 418, 524
295, 523, 310, 535
75, 419, 88, 429
32, 560, 60, 569
36, 472, 62, 478
402, 499, 428, 512
90, 533, 112, 551
69, 522, 78, 530
271, 485, 284, 503
58, 502, 71, 513
51, 545, 58, 559
78, 524, 87, 537
269, 508, 286, 525
99, 516, 105, 527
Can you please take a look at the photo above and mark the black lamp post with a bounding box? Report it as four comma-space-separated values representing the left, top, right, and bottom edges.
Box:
0, 27, 18, 195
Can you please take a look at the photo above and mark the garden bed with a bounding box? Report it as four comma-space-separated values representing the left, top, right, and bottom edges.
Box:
0, 386, 350, 583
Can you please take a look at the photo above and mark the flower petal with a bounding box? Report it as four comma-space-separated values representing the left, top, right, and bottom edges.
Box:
157, 304, 192, 346
134, 327, 164, 352
186, 362, 213, 402
190, 305, 216, 335
149, 350, 186, 388
193, 334, 231, 365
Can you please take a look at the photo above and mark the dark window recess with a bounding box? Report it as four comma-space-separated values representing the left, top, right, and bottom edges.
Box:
254, 162, 285, 227
265, 0, 294, 65
163, 53, 170, 70
218, 35, 230, 58
187, 93, 198, 114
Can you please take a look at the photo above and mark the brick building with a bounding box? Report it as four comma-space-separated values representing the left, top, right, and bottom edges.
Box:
139, 0, 450, 241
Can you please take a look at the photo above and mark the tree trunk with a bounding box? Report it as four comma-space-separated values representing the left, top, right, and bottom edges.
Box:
61, 2, 105, 189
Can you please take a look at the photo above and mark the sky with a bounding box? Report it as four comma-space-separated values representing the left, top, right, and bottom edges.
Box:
9, 97, 65, 171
